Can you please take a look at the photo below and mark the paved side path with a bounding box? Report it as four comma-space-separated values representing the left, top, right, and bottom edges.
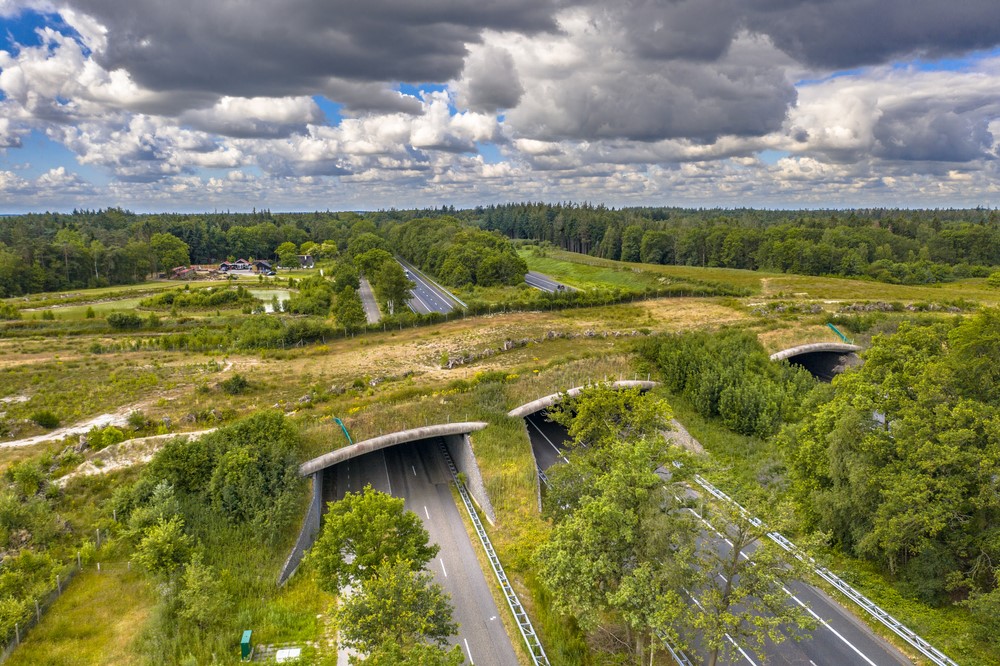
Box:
358, 277, 381, 324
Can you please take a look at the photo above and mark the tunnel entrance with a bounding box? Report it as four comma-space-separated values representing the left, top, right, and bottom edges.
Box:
786, 350, 861, 382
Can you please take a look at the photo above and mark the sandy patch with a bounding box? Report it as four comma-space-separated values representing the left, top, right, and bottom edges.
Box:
1, 408, 135, 448
663, 419, 704, 455
56, 428, 216, 486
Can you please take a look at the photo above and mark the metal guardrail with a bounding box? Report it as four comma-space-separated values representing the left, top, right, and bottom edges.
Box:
438, 440, 551, 666
656, 630, 696, 666
692, 474, 959, 666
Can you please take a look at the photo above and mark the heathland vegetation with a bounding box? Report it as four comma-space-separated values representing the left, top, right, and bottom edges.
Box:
2, 205, 1000, 665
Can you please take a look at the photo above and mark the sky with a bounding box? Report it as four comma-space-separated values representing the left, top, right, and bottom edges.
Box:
1, 1, 999, 212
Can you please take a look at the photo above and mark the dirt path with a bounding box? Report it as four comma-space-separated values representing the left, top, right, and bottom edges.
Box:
56, 428, 216, 486
1, 408, 136, 449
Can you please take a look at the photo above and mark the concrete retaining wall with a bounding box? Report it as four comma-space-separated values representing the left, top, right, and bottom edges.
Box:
299, 422, 489, 476
277, 472, 323, 585
443, 433, 497, 525
507, 380, 660, 418
770, 342, 862, 361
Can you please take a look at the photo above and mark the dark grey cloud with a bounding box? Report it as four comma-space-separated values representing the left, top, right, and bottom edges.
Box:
60, 0, 562, 105
873, 106, 996, 163
600, 1, 1000, 70
601, 0, 743, 62
456, 46, 524, 113
504, 21, 796, 144
746, 0, 1000, 70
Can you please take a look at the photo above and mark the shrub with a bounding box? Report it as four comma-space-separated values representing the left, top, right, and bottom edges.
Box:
31, 410, 60, 429
107, 311, 143, 329
220, 373, 250, 395
0, 302, 21, 320
127, 410, 148, 431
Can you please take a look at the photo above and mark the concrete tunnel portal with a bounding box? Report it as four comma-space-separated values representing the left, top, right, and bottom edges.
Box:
770, 342, 863, 382
281, 422, 494, 584
283, 422, 519, 665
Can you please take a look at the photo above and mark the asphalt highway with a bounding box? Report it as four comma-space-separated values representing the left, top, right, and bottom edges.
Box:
525, 270, 576, 293
322, 441, 519, 666
523, 411, 911, 666
396, 259, 459, 314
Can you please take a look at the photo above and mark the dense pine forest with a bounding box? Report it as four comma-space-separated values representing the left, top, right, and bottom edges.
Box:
478, 203, 1000, 283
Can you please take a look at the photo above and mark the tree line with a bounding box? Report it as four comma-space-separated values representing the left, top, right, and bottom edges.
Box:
478, 202, 1000, 284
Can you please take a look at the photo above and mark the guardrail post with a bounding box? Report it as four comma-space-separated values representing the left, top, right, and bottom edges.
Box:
438, 441, 551, 666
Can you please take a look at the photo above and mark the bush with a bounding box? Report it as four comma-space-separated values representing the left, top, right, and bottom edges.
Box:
0, 302, 21, 320
127, 410, 148, 431
107, 311, 143, 329
31, 410, 60, 429
219, 373, 250, 395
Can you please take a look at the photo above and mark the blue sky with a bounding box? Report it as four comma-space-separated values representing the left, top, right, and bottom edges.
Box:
1, 2, 998, 212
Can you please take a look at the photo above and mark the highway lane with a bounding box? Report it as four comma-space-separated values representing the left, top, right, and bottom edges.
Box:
525, 412, 570, 473
525, 270, 576, 293
522, 409, 911, 666
396, 258, 459, 315
323, 441, 519, 666
358, 277, 381, 324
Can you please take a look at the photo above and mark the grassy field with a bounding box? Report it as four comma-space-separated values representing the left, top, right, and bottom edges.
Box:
526, 247, 1000, 304
5, 567, 155, 666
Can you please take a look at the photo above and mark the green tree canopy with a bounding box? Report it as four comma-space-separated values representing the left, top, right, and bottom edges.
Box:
150, 232, 190, 272
335, 285, 367, 330
310, 486, 439, 592
336, 559, 458, 655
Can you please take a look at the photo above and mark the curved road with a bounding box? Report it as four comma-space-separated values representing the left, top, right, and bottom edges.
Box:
323, 441, 519, 665
396, 258, 460, 315
525, 270, 576, 293
523, 411, 912, 666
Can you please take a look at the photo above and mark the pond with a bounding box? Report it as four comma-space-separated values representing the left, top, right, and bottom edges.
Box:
248, 289, 291, 313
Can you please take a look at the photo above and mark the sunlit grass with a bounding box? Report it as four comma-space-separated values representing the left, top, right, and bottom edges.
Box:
5, 567, 155, 666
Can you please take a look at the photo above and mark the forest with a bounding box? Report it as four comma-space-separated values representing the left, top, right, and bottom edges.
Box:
478, 203, 1000, 284
4, 204, 1000, 297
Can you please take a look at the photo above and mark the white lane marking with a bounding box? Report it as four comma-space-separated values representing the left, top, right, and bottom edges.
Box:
424, 505, 430, 520
686, 591, 758, 665
440, 558, 448, 577
381, 450, 392, 495
409, 288, 432, 314
412, 465, 417, 476
464, 638, 474, 665
783, 586, 879, 666
810, 661, 818, 666
683, 506, 880, 666
526, 416, 569, 463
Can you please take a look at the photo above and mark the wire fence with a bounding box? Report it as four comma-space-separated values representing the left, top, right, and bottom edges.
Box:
0, 529, 120, 664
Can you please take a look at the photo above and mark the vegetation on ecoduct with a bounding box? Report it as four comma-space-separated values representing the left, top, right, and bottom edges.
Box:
637, 329, 816, 438
108, 411, 309, 662
780, 309, 1000, 627
389, 216, 527, 287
